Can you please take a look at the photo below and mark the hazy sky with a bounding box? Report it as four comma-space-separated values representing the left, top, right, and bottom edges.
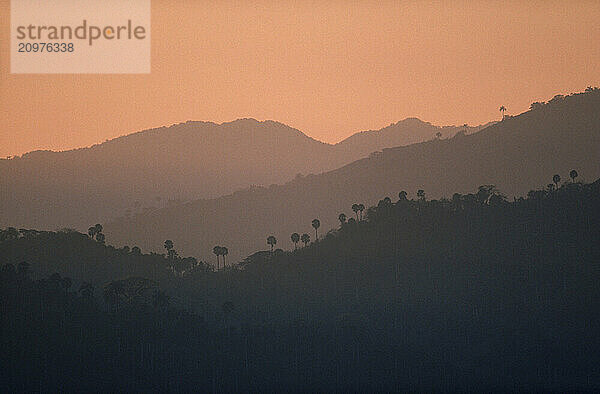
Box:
1, 0, 599, 157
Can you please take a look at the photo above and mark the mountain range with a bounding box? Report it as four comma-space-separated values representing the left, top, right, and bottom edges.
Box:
0, 116, 482, 229
103, 90, 600, 263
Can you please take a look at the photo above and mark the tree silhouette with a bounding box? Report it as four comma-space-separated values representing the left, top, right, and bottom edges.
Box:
570, 169, 578, 183
553, 174, 561, 189
352, 204, 360, 220
221, 247, 228, 267
267, 236, 277, 252
95, 232, 105, 244
435, 131, 442, 140
338, 213, 347, 227
300, 233, 310, 247
164, 240, 177, 261
358, 204, 365, 220
312, 219, 321, 240
88, 224, 104, 242
398, 191, 408, 201
417, 189, 426, 201
213, 246, 221, 269
291, 233, 300, 249
499, 105, 507, 120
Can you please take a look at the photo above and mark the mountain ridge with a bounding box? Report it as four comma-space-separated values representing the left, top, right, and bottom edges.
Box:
5, 116, 483, 160
0, 116, 485, 229
103, 89, 600, 263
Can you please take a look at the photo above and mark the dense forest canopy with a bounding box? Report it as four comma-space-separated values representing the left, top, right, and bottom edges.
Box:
2, 175, 599, 391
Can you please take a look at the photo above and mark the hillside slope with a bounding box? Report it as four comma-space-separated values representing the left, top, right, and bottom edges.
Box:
104, 90, 600, 262
334, 117, 490, 158
0, 118, 479, 230
3, 180, 599, 391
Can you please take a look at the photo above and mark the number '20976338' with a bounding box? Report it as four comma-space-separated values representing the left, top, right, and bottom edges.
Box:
18, 42, 74, 52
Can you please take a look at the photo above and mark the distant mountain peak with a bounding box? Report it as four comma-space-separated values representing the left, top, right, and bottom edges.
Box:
396, 117, 431, 125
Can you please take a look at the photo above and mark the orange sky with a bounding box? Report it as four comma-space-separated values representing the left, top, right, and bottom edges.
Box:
1, 0, 599, 158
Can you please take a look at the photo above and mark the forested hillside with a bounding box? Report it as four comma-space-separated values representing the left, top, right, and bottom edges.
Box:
105, 89, 600, 263
2, 178, 599, 391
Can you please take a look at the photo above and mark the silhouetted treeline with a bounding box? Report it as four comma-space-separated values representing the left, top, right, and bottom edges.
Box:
1, 179, 600, 391
0, 228, 212, 292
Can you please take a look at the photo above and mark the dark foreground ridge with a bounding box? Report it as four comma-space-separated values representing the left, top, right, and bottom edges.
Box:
1, 177, 599, 391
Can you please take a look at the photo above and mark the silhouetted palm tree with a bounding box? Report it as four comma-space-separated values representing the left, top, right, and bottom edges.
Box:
553, 174, 561, 189
338, 213, 347, 227
164, 240, 177, 261
417, 189, 426, 201
358, 204, 365, 220
499, 106, 506, 120
312, 219, 321, 240
267, 236, 277, 253
570, 169, 578, 183
221, 247, 228, 267
300, 233, 310, 247
398, 191, 408, 201
291, 233, 300, 249
352, 204, 360, 220
213, 246, 221, 269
